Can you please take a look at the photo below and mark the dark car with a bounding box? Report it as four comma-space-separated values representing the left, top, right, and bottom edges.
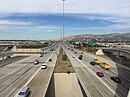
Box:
75, 52, 77, 54
81, 52, 83, 54
96, 72, 104, 77
90, 62, 95, 66
110, 76, 121, 83
50, 49, 53, 51
6, 56, 11, 59
78, 55, 83, 60
49, 58, 52, 62
71, 49, 74, 51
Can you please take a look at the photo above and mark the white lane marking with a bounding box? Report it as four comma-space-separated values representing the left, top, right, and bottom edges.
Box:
14, 54, 54, 97
0, 63, 32, 80
65, 47, 116, 96
0, 57, 38, 80
76, 73, 92, 97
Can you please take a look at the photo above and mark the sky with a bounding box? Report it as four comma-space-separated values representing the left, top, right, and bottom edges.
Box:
0, 0, 130, 40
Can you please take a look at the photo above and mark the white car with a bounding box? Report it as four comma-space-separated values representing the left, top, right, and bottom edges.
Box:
41, 63, 47, 69
34, 59, 39, 65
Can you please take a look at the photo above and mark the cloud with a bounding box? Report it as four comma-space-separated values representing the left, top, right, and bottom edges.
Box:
0, 21, 60, 35
0, 13, 129, 39
67, 13, 130, 31
72, 21, 130, 31
0, 20, 31, 25
0, 0, 130, 16
25, 29, 56, 34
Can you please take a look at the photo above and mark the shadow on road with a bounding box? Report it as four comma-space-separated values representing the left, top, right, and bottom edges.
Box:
102, 50, 130, 97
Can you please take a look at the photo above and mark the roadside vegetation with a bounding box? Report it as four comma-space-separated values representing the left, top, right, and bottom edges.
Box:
16, 43, 49, 48
75, 46, 98, 54
54, 48, 75, 73
16, 41, 54, 49
72, 44, 113, 60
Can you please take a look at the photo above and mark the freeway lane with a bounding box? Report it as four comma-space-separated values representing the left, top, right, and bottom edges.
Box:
76, 67, 114, 97
80, 55, 129, 97
27, 46, 59, 97
63, 43, 129, 97
80, 52, 130, 89
0, 49, 54, 97
74, 48, 130, 93
0, 56, 38, 80
66, 43, 130, 82
62, 45, 120, 97
14, 45, 60, 97
28, 67, 53, 97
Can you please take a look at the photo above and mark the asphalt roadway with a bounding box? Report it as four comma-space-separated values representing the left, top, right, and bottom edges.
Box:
27, 46, 60, 97
0, 42, 129, 97
0, 45, 60, 97
63, 43, 130, 97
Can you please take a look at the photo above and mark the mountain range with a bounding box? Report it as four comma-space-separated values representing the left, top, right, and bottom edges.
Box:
65, 32, 130, 42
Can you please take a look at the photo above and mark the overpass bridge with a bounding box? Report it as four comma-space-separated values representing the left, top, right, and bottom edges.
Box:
102, 48, 130, 59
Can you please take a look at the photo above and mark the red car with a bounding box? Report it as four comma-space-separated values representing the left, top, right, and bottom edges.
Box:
96, 72, 104, 77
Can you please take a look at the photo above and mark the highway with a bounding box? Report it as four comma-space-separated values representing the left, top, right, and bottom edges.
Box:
0, 44, 60, 97
63, 43, 129, 97
27, 46, 60, 97
0, 42, 129, 97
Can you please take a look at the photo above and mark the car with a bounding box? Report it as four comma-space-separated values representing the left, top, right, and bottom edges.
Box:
34, 59, 39, 65
72, 56, 75, 58
75, 52, 77, 54
49, 58, 52, 62
96, 72, 104, 77
41, 63, 47, 69
50, 49, 53, 51
6, 56, 11, 59
17, 87, 30, 97
81, 52, 83, 54
110, 76, 121, 83
71, 49, 74, 51
78, 55, 83, 60
100, 62, 110, 70
90, 61, 95, 66
40, 54, 43, 57
93, 59, 101, 65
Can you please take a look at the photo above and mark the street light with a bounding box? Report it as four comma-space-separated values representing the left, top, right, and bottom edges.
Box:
62, 0, 65, 41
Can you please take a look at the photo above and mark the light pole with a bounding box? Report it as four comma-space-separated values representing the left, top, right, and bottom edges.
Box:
62, 0, 65, 41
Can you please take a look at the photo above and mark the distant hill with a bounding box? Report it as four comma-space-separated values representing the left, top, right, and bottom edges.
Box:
65, 32, 130, 42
